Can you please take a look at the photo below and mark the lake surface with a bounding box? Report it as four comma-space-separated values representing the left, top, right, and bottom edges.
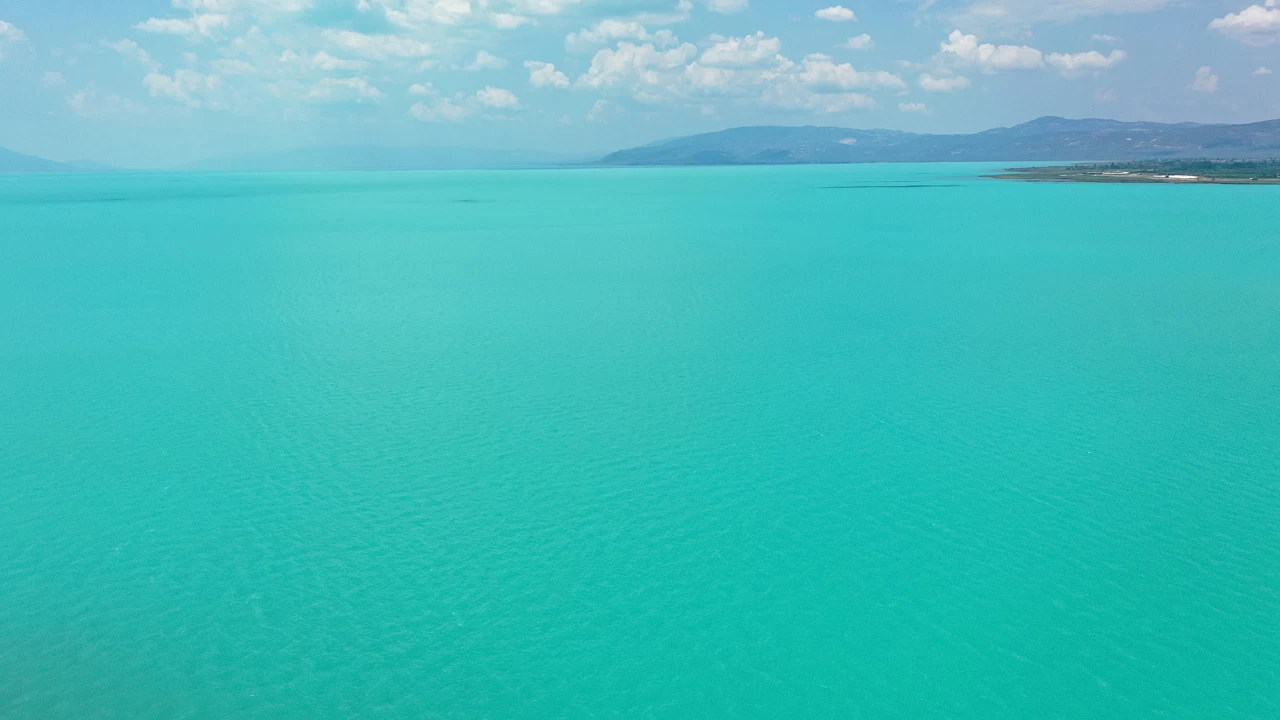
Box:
1, 165, 1277, 718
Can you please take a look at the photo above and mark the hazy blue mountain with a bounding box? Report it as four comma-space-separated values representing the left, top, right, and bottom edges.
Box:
64, 159, 122, 172
189, 146, 594, 172
0, 146, 76, 173
601, 117, 1280, 166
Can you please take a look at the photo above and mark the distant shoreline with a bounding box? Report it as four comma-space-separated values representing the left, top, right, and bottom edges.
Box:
990, 162, 1280, 185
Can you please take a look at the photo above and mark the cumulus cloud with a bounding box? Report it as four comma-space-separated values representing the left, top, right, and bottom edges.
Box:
144, 69, 224, 104
705, 0, 749, 14
491, 13, 533, 29
1256, 66, 1274, 76
955, 0, 1171, 26
308, 51, 370, 71
374, 0, 474, 28
842, 34, 874, 50
102, 39, 159, 69
506, 0, 588, 15
1190, 65, 1218, 93
135, 14, 230, 36
0, 20, 27, 60
566, 20, 679, 53
800, 53, 905, 90
410, 97, 470, 121
586, 98, 610, 122
574, 33, 904, 116
408, 82, 434, 94
212, 58, 256, 74
67, 85, 140, 116
525, 60, 570, 88
699, 32, 782, 68
939, 30, 1043, 72
899, 102, 927, 112
322, 30, 432, 60
410, 86, 520, 122
815, 5, 857, 21
465, 50, 507, 70
304, 76, 384, 103
1209, 4, 1280, 46
766, 87, 876, 113
919, 73, 970, 91
1045, 49, 1126, 75
477, 85, 520, 108
576, 41, 698, 89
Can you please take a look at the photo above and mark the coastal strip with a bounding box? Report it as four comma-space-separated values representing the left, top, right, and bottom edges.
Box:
990, 160, 1280, 185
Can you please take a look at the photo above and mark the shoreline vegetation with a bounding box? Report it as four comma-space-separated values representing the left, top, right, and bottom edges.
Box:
991, 159, 1280, 185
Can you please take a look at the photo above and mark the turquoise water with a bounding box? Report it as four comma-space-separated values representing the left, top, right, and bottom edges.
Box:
1, 165, 1277, 718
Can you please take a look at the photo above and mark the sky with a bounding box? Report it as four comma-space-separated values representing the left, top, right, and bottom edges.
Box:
0, 0, 1278, 167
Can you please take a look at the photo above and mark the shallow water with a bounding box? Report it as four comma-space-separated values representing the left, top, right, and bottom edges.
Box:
2, 165, 1277, 718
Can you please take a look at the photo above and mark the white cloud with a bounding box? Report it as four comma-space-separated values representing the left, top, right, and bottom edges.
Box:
144, 68, 224, 104
410, 97, 470, 121
956, 0, 1171, 26
212, 58, 257, 74
1091, 34, 1120, 43
375, 0, 474, 28
767, 87, 876, 113
465, 50, 507, 71
573, 33, 905, 116
525, 60, 570, 88
309, 51, 370, 71
919, 72, 970, 91
0, 20, 26, 60
586, 98, 610, 122
129, 0, 310, 43
815, 6, 856, 22
576, 41, 697, 89
67, 86, 140, 116
409, 85, 520, 121
899, 101, 927, 112
134, 14, 230, 36
0, 20, 23, 40
1209, 5, 1280, 46
322, 30, 432, 60
566, 20, 678, 52
491, 13, 533, 29
699, 32, 782, 68
173, 0, 313, 17
477, 85, 520, 108
939, 30, 1042, 72
842, 34, 874, 50
705, 0, 748, 14
102, 39, 159, 69
43, 71, 66, 87
1045, 49, 1126, 75
506, 0, 586, 15
800, 54, 905, 90
1256, 66, 1274, 76
1191, 65, 1219, 93
1094, 87, 1117, 103
304, 76, 384, 103
408, 82, 435, 94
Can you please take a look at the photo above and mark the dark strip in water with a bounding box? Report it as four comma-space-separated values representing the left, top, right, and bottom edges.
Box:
820, 184, 963, 190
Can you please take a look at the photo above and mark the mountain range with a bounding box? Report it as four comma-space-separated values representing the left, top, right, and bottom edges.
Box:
0, 146, 79, 173
6, 117, 1280, 173
600, 117, 1280, 166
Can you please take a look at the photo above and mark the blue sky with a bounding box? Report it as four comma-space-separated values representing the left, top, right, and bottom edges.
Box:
1, 0, 1278, 166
